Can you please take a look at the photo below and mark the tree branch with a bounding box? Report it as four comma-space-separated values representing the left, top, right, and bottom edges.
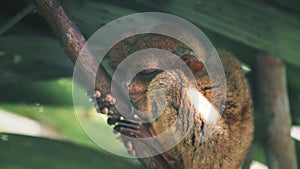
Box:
257, 54, 298, 169
34, 0, 111, 95
33, 1, 171, 168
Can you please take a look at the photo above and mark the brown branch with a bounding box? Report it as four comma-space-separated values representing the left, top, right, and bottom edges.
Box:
34, 0, 111, 94
33, 1, 172, 169
257, 54, 298, 169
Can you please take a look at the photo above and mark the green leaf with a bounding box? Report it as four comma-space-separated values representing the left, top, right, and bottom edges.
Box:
0, 134, 140, 169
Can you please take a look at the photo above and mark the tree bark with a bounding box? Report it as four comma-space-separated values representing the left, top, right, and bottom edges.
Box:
256, 54, 298, 169
34, 0, 111, 95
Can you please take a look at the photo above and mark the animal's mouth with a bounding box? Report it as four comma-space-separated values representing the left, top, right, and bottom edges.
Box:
129, 90, 146, 102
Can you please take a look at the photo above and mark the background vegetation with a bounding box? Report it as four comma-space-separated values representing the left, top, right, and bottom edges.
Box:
0, 0, 299, 168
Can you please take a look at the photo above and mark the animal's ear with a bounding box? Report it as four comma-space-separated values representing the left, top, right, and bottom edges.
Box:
177, 54, 204, 74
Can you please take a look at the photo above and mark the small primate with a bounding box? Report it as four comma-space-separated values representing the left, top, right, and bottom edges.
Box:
91, 34, 253, 169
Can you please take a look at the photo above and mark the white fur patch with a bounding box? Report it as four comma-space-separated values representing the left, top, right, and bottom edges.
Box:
187, 88, 220, 124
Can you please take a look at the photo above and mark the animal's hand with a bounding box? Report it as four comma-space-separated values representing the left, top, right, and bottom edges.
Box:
87, 90, 116, 115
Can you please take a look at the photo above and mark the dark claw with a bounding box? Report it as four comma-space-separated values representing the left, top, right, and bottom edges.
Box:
119, 127, 140, 135
113, 126, 136, 136
108, 112, 152, 138
116, 122, 140, 130
108, 117, 141, 131
107, 115, 142, 126
114, 126, 144, 137
122, 118, 142, 125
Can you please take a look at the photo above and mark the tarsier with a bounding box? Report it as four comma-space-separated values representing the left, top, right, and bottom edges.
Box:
90, 33, 253, 169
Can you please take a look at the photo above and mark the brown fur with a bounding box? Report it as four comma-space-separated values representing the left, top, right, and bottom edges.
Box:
105, 34, 253, 169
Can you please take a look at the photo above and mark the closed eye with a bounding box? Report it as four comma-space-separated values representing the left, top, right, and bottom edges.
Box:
138, 69, 162, 78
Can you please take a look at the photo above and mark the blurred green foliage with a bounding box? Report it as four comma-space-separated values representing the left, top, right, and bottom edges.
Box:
0, 78, 141, 169
0, 133, 139, 169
